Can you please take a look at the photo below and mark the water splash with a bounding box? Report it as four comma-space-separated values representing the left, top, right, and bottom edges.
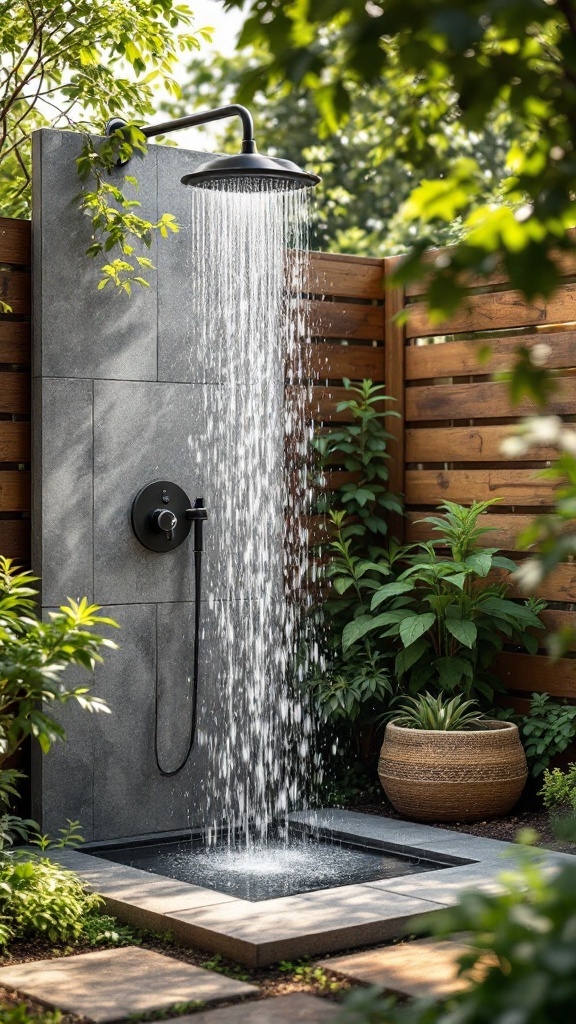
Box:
188, 181, 316, 845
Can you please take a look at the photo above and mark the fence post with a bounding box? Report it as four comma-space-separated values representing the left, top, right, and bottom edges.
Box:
384, 255, 406, 542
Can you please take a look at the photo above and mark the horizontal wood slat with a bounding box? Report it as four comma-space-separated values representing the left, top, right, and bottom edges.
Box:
0, 270, 31, 315
405, 330, 576, 380
309, 387, 393, 422
0, 372, 30, 414
309, 299, 384, 341
406, 376, 576, 421
0, 422, 31, 462
0, 520, 30, 560
0, 471, 30, 510
404, 233, 576, 298
0, 322, 31, 365
306, 252, 385, 300
309, 342, 385, 381
405, 424, 557, 463
0, 218, 31, 266
406, 512, 540, 550
406, 282, 576, 339
496, 652, 576, 699
405, 469, 558, 507
486, 564, 576, 603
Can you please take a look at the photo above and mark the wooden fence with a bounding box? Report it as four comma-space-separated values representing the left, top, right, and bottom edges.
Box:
0, 218, 31, 565
1, 219, 575, 706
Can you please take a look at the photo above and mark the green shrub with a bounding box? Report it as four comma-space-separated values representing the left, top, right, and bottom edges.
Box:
344, 500, 546, 709
0, 1008, 61, 1024
540, 763, 576, 812
308, 380, 403, 753
0, 855, 103, 946
0, 557, 118, 847
499, 693, 576, 778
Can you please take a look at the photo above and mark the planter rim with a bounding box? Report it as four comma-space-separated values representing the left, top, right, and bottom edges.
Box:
386, 718, 518, 736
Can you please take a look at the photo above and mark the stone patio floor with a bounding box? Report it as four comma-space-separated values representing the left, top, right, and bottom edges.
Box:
0, 811, 572, 1021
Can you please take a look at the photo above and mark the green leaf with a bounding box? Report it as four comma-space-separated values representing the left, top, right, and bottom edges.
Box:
399, 613, 435, 648
444, 619, 477, 648
371, 581, 414, 610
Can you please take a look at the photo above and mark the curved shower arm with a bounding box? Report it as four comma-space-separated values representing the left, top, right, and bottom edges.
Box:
105, 104, 257, 153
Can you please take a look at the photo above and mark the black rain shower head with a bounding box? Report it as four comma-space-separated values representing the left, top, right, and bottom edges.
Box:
105, 104, 320, 192
181, 152, 320, 192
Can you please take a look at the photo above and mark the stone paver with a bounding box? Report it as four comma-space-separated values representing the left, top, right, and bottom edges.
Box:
367, 863, 506, 906
319, 937, 494, 999
167, 890, 443, 966
163, 993, 340, 1022
0, 946, 258, 1023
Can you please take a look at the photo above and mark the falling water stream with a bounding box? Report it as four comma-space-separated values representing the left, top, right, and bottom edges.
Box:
188, 182, 316, 850
94, 182, 453, 896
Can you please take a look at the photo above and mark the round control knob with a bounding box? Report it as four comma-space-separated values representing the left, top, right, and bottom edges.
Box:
151, 508, 177, 536
131, 481, 194, 552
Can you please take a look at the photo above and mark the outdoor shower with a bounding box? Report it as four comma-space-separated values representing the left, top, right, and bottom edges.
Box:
32, 106, 320, 844
105, 103, 321, 190
106, 103, 320, 786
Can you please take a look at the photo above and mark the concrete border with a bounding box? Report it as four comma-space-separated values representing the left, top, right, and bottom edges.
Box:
40, 810, 573, 967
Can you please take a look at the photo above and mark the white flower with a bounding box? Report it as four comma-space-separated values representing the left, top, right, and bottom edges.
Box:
500, 435, 531, 458
524, 415, 563, 444
560, 428, 576, 456
514, 558, 544, 593
529, 342, 553, 367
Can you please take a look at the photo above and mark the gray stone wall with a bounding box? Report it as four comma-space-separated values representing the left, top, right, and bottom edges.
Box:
31, 129, 280, 842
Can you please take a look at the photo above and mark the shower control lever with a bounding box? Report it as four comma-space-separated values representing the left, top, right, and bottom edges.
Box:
151, 507, 177, 541
132, 481, 200, 552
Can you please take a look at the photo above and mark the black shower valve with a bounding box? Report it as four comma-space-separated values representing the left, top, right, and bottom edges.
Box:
132, 481, 205, 552
150, 507, 177, 541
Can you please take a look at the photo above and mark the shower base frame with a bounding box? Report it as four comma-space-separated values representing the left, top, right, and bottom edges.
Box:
37, 810, 567, 967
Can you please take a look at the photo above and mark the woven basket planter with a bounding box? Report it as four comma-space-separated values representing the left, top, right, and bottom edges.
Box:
378, 720, 527, 822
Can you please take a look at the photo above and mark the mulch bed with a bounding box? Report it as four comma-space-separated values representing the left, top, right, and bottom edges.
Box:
348, 795, 576, 854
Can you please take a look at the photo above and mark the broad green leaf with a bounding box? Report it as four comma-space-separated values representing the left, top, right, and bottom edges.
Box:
371, 581, 414, 610
444, 619, 477, 648
399, 613, 435, 648
464, 551, 492, 577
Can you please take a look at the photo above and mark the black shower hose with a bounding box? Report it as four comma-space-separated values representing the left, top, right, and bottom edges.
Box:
154, 499, 207, 777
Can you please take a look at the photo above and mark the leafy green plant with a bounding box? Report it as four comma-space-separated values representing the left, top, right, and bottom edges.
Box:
0, 557, 118, 847
540, 764, 576, 813
315, 379, 402, 544
81, 912, 140, 949
199, 953, 250, 982
0, 1008, 62, 1024
308, 380, 404, 755
344, 500, 546, 708
499, 693, 576, 778
0, 1, 211, 294
279, 959, 342, 992
0, 855, 103, 947
392, 692, 483, 731
28, 819, 85, 852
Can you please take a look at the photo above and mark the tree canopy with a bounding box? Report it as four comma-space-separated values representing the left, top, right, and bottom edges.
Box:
0, 1, 211, 289
166, 36, 516, 257
223, 0, 576, 319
